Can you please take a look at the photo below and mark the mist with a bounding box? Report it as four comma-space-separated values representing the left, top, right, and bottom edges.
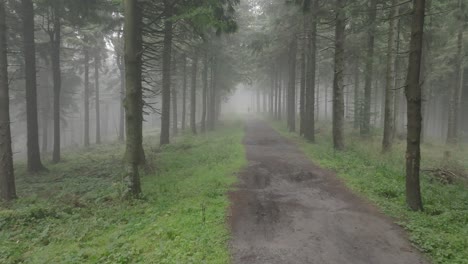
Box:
0, 0, 467, 263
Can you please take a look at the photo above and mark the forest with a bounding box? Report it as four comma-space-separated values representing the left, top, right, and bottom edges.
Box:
0, 0, 467, 263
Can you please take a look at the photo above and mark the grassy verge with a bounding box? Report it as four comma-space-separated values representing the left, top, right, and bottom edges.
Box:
272, 121, 468, 264
0, 121, 246, 264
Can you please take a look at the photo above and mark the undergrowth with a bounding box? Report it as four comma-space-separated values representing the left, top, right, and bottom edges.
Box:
273, 121, 468, 264
0, 121, 246, 264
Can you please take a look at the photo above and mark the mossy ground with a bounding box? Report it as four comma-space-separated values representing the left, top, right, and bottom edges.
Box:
272, 121, 468, 264
0, 121, 246, 264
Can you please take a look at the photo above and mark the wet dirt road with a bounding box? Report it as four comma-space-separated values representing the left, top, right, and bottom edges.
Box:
229, 120, 428, 264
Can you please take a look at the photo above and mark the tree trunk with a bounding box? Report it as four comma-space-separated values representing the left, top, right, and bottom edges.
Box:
117, 53, 125, 142
393, 18, 402, 137
333, 0, 346, 151
0, 0, 16, 201
287, 38, 298, 132
201, 49, 208, 133
270, 74, 274, 117
172, 54, 178, 136
305, 0, 318, 142
181, 55, 187, 131
447, 0, 464, 144
274, 69, 279, 119
361, 0, 377, 137
207, 58, 214, 130
382, 0, 399, 152
160, 3, 173, 146
41, 89, 49, 153
84, 41, 90, 147
353, 65, 360, 129
51, 2, 61, 163
300, 21, 306, 136
123, 0, 142, 197
405, 0, 425, 211
191, 52, 198, 135
22, 0, 45, 172
95, 52, 101, 144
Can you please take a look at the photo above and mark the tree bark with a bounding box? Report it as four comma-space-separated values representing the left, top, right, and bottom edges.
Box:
51, 1, 61, 163
201, 49, 208, 133
405, 0, 425, 211
447, 0, 464, 144
333, 0, 346, 151
208, 57, 216, 130
181, 55, 187, 131
117, 52, 125, 142
300, 21, 306, 136
172, 54, 178, 136
84, 40, 90, 147
393, 18, 402, 137
160, 2, 173, 146
287, 38, 298, 132
95, 52, 101, 144
382, 0, 399, 152
22, 0, 45, 172
191, 52, 198, 135
0, 0, 16, 201
360, 0, 377, 137
123, 0, 143, 197
353, 65, 360, 129
305, 0, 318, 142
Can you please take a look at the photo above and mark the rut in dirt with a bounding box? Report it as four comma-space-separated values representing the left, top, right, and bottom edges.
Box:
229, 120, 428, 264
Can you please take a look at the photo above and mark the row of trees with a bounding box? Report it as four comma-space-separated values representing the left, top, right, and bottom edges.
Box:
0, 0, 241, 201
247, 0, 466, 211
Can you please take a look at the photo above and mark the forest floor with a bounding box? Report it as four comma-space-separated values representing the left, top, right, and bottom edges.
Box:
0, 121, 246, 263
230, 119, 428, 264
268, 120, 468, 264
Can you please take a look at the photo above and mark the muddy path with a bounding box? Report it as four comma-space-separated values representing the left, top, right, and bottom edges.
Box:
229, 120, 428, 264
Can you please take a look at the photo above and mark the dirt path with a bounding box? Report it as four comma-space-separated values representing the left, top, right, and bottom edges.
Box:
229, 120, 428, 264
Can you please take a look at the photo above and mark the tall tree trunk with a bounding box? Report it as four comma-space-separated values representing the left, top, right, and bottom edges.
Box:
171, 54, 178, 136
123, 0, 142, 197
382, 0, 399, 152
269, 74, 274, 117
393, 18, 402, 137
22, 0, 45, 172
353, 65, 360, 129
0, 0, 16, 201
84, 41, 90, 147
181, 55, 187, 131
201, 49, 208, 133
95, 52, 101, 144
256, 89, 261, 113
117, 53, 125, 142
41, 88, 49, 153
405, 0, 425, 211
51, 1, 61, 163
160, 2, 173, 146
447, 0, 464, 144
305, 0, 318, 141
208, 56, 216, 130
361, 0, 377, 137
316, 65, 320, 121
333, 0, 346, 151
274, 69, 279, 119
191, 52, 198, 135
300, 21, 306, 136
287, 38, 298, 132
325, 85, 328, 120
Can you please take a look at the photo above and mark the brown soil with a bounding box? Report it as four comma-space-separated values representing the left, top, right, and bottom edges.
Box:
229, 120, 428, 264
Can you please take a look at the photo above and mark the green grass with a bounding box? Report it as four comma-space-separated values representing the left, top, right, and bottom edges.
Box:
272, 121, 468, 264
0, 121, 246, 264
